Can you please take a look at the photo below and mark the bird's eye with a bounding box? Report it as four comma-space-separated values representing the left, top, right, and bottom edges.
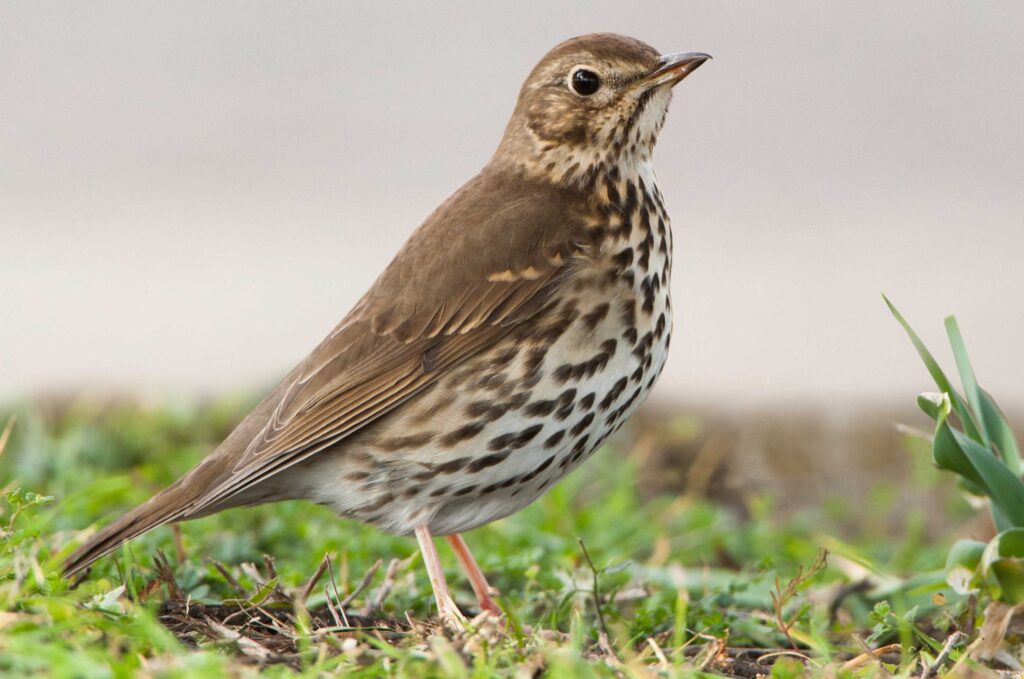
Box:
570, 68, 601, 96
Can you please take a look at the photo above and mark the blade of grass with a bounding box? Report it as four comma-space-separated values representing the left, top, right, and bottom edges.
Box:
947, 423, 1024, 529
883, 295, 980, 440
944, 316, 989, 447
979, 389, 1023, 475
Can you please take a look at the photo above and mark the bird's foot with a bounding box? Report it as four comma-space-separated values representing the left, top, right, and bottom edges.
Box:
436, 593, 469, 632
477, 592, 502, 617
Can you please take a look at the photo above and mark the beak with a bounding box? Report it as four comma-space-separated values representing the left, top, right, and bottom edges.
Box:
639, 52, 711, 89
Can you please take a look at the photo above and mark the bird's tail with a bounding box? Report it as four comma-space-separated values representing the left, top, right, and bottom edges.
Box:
62, 455, 232, 577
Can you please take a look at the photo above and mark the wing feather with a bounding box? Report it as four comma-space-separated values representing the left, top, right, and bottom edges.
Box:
180, 169, 590, 515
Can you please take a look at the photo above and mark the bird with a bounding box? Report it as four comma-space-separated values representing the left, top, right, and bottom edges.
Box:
63, 33, 710, 629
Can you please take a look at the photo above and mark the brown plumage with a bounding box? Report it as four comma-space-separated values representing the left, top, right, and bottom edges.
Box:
63, 33, 710, 628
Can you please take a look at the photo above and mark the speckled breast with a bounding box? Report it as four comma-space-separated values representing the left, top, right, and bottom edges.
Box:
294, 162, 674, 536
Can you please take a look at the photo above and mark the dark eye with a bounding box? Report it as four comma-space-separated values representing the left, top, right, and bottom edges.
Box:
571, 69, 601, 96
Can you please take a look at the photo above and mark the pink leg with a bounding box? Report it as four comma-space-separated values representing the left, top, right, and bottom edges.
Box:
446, 534, 502, 616
414, 525, 466, 629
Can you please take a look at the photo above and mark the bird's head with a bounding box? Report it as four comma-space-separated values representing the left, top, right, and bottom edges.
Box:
494, 33, 709, 187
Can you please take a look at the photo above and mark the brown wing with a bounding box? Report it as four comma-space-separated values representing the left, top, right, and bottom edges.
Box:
179, 167, 590, 515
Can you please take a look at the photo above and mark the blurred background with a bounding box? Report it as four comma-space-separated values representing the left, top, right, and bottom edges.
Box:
2, 2, 1023, 517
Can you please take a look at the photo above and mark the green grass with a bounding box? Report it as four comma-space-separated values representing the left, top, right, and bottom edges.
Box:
0, 397, 987, 677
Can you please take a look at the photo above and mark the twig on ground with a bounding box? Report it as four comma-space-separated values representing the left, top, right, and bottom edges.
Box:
340, 558, 382, 609
646, 637, 671, 669
362, 557, 407, 615
299, 553, 332, 606
324, 556, 349, 627
152, 550, 183, 600
262, 555, 279, 582
840, 642, 900, 672
696, 637, 726, 672
921, 632, 965, 679
770, 548, 828, 648
578, 538, 620, 665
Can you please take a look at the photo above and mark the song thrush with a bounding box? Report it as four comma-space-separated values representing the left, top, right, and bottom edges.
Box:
63, 33, 710, 628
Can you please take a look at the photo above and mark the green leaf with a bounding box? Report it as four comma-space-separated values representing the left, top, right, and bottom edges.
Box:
933, 420, 985, 489
981, 529, 1024, 603
980, 388, 1023, 475
948, 423, 1024, 529
883, 295, 980, 441
603, 560, 631, 575
917, 392, 949, 421
945, 539, 985, 594
956, 476, 988, 499
245, 577, 279, 607
944, 316, 989, 447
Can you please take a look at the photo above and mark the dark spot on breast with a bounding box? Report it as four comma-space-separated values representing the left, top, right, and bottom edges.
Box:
622, 327, 639, 345
605, 178, 621, 205
487, 423, 543, 451
531, 304, 580, 344
637, 238, 651, 268
475, 372, 507, 391
612, 248, 634, 272
525, 398, 556, 417
655, 313, 666, 339
554, 388, 577, 420
440, 421, 486, 447
511, 391, 531, 408
489, 346, 520, 370
468, 451, 511, 473
454, 484, 478, 497
430, 485, 451, 497
581, 302, 610, 331
620, 299, 636, 327
633, 332, 654, 361
375, 431, 438, 452
465, 401, 495, 418
605, 387, 644, 426
639, 207, 653, 238
578, 392, 596, 410
623, 181, 638, 214
359, 492, 395, 514
599, 377, 629, 410
544, 430, 566, 448
571, 434, 592, 461
571, 412, 595, 437
524, 346, 548, 378
435, 457, 471, 474
618, 215, 633, 240
553, 342, 616, 384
